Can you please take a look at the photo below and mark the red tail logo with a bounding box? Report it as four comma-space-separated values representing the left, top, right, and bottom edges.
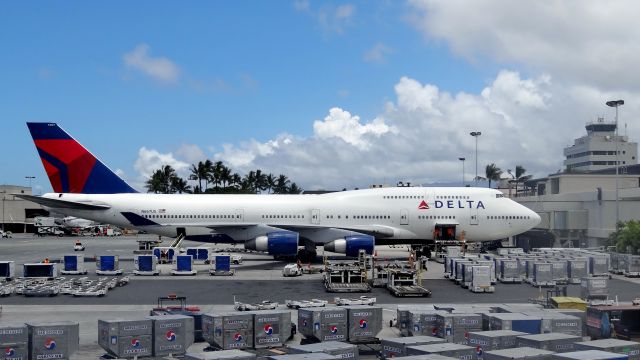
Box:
418, 200, 429, 210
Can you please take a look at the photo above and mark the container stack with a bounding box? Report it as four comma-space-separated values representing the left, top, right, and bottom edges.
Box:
436, 313, 482, 344
0, 324, 28, 360
26, 321, 79, 360
98, 318, 153, 358
148, 314, 194, 357
253, 310, 292, 348
516, 333, 581, 353
203, 312, 254, 350
298, 308, 348, 343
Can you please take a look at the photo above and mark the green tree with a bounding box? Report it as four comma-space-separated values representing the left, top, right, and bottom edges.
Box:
170, 176, 192, 194
255, 169, 268, 193
145, 165, 177, 194
274, 174, 290, 194
266, 173, 276, 194
485, 163, 502, 188
611, 220, 640, 253
220, 165, 232, 188
288, 182, 303, 194
189, 160, 211, 193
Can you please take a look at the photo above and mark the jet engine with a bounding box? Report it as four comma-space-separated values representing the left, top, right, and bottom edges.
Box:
245, 231, 299, 256
323, 235, 375, 257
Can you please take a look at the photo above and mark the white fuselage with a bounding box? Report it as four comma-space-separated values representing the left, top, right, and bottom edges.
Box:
40, 186, 540, 246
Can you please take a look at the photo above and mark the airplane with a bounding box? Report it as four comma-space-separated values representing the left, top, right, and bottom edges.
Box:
18, 122, 541, 259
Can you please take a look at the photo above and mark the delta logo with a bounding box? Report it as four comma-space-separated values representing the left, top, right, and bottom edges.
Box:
329, 325, 338, 334
165, 330, 176, 341
264, 324, 273, 335
359, 319, 367, 329
5, 347, 15, 356
44, 338, 56, 350
234, 333, 243, 342
418, 200, 429, 210
131, 338, 141, 348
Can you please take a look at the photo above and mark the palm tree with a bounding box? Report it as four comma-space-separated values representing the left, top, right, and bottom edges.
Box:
220, 165, 232, 188
145, 165, 177, 193
231, 173, 242, 189
512, 165, 532, 197
145, 170, 165, 193
485, 163, 502, 188
274, 174, 290, 194
288, 182, 303, 194
255, 169, 268, 193
266, 173, 276, 194
210, 161, 225, 189
171, 176, 192, 194
189, 161, 209, 194
243, 170, 257, 193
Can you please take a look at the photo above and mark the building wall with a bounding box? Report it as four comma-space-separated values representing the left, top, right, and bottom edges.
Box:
0, 185, 45, 233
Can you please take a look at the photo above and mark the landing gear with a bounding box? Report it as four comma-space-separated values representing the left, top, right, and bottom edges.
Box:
412, 245, 433, 259
296, 249, 317, 263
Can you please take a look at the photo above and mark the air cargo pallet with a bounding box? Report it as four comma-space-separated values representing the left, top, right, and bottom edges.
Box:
325, 283, 371, 293
133, 270, 159, 276
568, 278, 582, 284
60, 269, 88, 275
388, 285, 431, 297
171, 269, 197, 276
498, 277, 522, 284
531, 281, 556, 287
470, 285, 495, 293
96, 270, 123, 276
209, 269, 235, 276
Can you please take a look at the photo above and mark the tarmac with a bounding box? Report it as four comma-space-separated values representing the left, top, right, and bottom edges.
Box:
0, 233, 639, 359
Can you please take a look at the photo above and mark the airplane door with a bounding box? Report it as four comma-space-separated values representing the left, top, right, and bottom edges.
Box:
469, 207, 479, 225
400, 209, 409, 225
311, 209, 320, 224
235, 209, 244, 223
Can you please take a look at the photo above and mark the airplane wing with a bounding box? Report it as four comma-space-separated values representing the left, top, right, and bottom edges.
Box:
14, 194, 111, 211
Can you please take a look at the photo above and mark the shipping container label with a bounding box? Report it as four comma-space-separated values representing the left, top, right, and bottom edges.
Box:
0, 329, 24, 335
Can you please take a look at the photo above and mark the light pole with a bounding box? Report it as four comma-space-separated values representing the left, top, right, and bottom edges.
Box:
459, 157, 466, 186
470, 131, 482, 186
25, 176, 35, 190
606, 99, 624, 231
0, 190, 5, 232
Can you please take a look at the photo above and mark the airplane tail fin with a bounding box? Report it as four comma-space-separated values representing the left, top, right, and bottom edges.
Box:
27, 122, 138, 194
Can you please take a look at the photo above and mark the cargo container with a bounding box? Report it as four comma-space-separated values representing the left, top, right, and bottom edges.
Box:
203, 312, 254, 350
467, 330, 527, 355
0, 261, 15, 280
462, 262, 476, 288
185, 349, 257, 360
498, 259, 521, 283
551, 350, 628, 360
268, 354, 339, 360
550, 261, 569, 284
211, 255, 235, 276
581, 277, 608, 301
411, 310, 448, 336
455, 261, 475, 285
387, 355, 458, 360
0, 324, 28, 345
436, 314, 483, 344
23, 263, 57, 278
446, 247, 462, 259
381, 336, 447, 358
470, 266, 495, 293
397, 305, 434, 336
98, 318, 153, 358
252, 310, 292, 348
533, 263, 555, 287
589, 256, 609, 277
148, 314, 194, 356
298, 308, 348, 343
407, 343, 476, 360
484, 347, 555, 360
61, 254, 87, 275
516, 333, 581, 353
287, 341, 358, 359
567, 259, 588, 284
134, 254, 159, 276
186, 247, 211, 263
153, 247, 176, 263
344, 306, 382, 343
621, 255, 640, 277
96, 255, 123, 275
26, 321, 79, 360
489, 313, 541, 334
475, 260, 497, 285
575, 339, 640, 360
172, 255, 197, 276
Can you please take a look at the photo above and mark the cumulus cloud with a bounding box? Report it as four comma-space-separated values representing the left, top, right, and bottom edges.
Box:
407, 0, 640, 90
123, 44, 180, 83
133, 147, 190, 180
364, 43, 393, 63
210, 70, 640, 190
295, 2, 356, 35
176, 144, 207, 164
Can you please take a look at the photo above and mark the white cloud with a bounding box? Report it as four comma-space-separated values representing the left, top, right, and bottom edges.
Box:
293, 0, 310, 12
407, 0, 640, 90
134, 147, 190, 180
123, 44, 180, 83
297, 2, 356, 35
176, 144, 206, 164
364, 43, 392, 63
313, 107, 397, 150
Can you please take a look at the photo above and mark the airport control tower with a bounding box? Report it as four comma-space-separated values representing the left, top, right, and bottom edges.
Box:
564, 117, 637, 172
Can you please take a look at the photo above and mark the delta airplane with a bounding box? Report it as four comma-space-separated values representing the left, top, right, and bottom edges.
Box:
19, 123, 540, 259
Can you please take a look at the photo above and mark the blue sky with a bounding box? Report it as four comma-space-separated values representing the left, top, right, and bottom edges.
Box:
2, 1, 638, 192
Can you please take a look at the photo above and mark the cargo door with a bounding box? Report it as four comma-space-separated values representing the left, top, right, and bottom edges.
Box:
400, 209, 409, 225
311, 209, 320, 224
469, 207, 479, 225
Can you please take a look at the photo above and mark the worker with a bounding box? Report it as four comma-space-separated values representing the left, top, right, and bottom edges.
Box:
43, 258, 49, 264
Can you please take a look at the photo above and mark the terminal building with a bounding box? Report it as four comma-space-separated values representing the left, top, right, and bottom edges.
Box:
0, 185, 47, 233
514, 118, 640, 249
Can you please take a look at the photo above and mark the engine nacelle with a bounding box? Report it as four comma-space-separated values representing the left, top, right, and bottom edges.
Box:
324, 235, 375, 257
245, 231, 299, 256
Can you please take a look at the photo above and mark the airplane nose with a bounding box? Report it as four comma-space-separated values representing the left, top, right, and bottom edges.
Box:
529, 210, 541, 227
